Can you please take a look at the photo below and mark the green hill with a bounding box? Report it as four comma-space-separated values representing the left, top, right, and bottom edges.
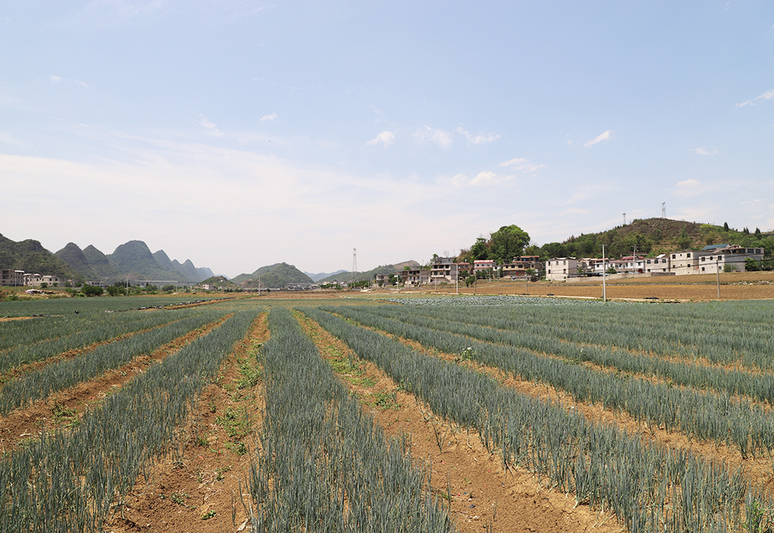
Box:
234, 262, 313, 288
0, 233, 76, 279
82, 245, 122, 281
199, 275, 238, 290
318, 260, 420, 284
542, 218, 774, 259
55, 242, 96, 281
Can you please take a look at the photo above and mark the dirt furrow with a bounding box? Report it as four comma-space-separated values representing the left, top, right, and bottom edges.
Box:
104, 312, 268, 533
296, 311, 622, 533
0, 315, 232, 453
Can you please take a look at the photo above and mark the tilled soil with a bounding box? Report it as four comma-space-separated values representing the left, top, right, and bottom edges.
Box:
297, 312, 623, 533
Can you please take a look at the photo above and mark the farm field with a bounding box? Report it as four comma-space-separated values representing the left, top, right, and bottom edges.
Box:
2, 294, 774, 531
368, 270, 774, 302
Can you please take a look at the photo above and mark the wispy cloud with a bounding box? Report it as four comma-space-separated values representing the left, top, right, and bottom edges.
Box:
0, 131, 25, 148
499, 158, 545, 173
260, 113, 276, 121
675, 178, 702, 197
584, 129, 613, 148
560, 207, 591, 216
451, 171, 516, 187
413, 126, 454, 148
366, 131, 394, 146
199, 115, 223, 136
50, 75, 91, 89
736, 89, 774, 107
457, 127, 499, 145
691, 147, 718, 156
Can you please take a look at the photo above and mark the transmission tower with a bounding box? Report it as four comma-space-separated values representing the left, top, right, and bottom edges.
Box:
662, 202, 666, 218
352, 248, 357, 287
623, 213, 626, 226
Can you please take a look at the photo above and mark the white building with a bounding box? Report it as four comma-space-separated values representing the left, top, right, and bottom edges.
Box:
645, 254, 671, 273
431, 257, 465, 284
545, 258, 578, 281
696, 244, 764, 273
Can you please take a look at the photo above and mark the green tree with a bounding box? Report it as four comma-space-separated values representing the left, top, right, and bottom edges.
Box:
490, 225, 530, 264
81, 285, 103, 297
471, 237, 489, 260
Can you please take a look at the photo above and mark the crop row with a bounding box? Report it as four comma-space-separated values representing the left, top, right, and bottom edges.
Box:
301, 306, 773, 533
0, 308, 260, 532
359, 304, 774, 406
0, 295, 222, 318
386, 297, 774, 371
0, 307, 210, 372
247, 307, 454, 532
0, 308, 228, 415
327, 305, 774, 457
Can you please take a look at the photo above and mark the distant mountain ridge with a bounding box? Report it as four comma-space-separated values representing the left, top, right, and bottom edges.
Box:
304, 269, 347, 282
232, 262, 313, 289
318, 260, 420, 284
53, 240, 213, 284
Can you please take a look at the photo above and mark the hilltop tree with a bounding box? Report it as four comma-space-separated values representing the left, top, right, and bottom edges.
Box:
490, 225, 530, 264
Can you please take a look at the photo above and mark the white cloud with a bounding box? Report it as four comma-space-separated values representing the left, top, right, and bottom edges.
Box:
736, 89, 774, 107
413, 126, 454, 148
366, 130, 395, 146
691, 147, 718, 156
584, 129, 613, 148
199, 115, 224, 136
50, 75, 91, 89
470, 171, 498, 186
499, 158, 545, 173
260, 113, 277, 121
457, 127, 500, 145
450, 171, 517, 187
560, 207, 591, 216
0, 131, 25, 148
675, 178, 702, 197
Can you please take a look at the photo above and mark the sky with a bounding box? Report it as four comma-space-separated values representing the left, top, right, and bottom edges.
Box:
1, 1, 773, 277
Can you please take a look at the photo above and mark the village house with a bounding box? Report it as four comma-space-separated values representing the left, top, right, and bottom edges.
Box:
23, 273, 63, 287
545, 258, 578, 281
0, 269, 25, 286
502, 255, 543, 278
549, 243, 765, 280
431, 257, 466, 284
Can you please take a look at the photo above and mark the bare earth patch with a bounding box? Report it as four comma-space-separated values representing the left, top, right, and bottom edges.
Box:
103, 313, 268, 533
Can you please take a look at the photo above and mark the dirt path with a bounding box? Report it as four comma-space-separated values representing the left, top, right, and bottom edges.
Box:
0, 316, 231, 453
104, 312, 268, 533
296, 312, 622, 533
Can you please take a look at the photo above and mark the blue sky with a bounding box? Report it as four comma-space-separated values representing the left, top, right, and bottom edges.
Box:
1, 1, 772, 277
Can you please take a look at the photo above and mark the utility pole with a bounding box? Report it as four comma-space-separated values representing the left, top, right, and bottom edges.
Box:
633, 244, 637, 275
623, 213, 626, 226
352, 248, 357, 289
716, 258, 720, 299
603, 247, 607, 302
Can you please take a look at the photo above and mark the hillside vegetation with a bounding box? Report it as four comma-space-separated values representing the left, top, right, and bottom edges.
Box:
459, 219, 773, 264
548, 218, 773, 259
0, 234, 76, 279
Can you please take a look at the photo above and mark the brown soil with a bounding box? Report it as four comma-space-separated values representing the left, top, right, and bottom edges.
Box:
296, 312, 622, 533
387, 271, 774, 302
103, 313, 268, 533
0, 316, 231, 454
